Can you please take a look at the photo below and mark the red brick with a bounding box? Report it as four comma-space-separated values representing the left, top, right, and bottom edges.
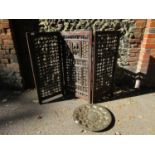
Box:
3, 39, 14, 45
1, 19, 9, 22
151, 53, 155, 57
2, 22, 9, 28
135, 52, 140, 56
128, 62, 137, 66
128, 57, 138, 62
140, 60, 149, 65
7, 63, 20, 72
143, 38, 155, 43
140, 48, 151, 53
139, 61, 149, 66
130, 44, 141, 48
149, 22, 155, 27
2, 44, 14, 49
141, 53, 149, 61
151, 49, 155, 57
146, 20, 155, 27
142, 43, 155, 48
6, 29, 11, 33
0, 58, 9, 64
133, 28, 143, 33
135, 19, 146, 22
144, 34, 155, 38
133, 32, 142, 39
0, 34, 12, 40
129, 48, 140, 53
139, 56, 149, 62
0, 33, 6, 38
140, 63, 149, 69
129, 39, 141, 44
129, 53, 136, 57
150, 49, 155, 53
135, 21, 146, 28
6, 32, 12, 38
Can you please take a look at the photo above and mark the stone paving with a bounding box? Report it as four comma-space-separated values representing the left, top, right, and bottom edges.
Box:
0, 89, 155, 135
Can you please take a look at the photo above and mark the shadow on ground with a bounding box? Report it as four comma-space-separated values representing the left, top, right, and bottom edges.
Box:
94, 65, 155, 104
0, 109, 40, 128
0, 89, 42, 132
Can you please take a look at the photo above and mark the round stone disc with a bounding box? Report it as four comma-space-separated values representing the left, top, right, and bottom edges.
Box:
73, 104, 112, 132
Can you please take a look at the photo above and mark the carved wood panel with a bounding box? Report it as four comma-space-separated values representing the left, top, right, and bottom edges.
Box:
61, 31, 92, 102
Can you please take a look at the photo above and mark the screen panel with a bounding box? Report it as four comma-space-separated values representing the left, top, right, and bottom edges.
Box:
61, 31, 92, 102
26, 32, 64, 104
92, 31, 120, 102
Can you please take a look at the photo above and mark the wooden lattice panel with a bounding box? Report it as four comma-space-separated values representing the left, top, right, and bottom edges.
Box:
93, 31, 120, 102
26, 32, 63, 103
26, 31, 119, 104
61, 31, 92, 102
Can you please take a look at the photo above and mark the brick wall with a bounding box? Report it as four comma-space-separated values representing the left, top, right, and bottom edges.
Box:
135, 19, 155, 87
125, 20, 147, 72
0, 19, 22, 89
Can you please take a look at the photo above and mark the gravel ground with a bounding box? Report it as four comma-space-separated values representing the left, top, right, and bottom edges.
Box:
0, 89, 155, 135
